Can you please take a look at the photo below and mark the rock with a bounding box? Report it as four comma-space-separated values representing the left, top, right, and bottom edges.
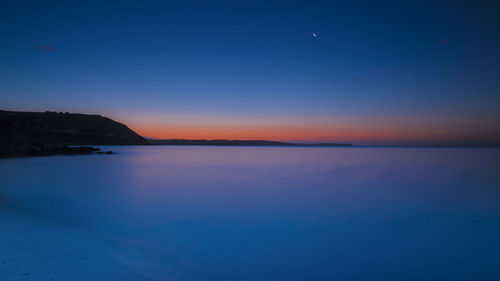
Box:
0, 142, 114, 158
96, 150, 114, 155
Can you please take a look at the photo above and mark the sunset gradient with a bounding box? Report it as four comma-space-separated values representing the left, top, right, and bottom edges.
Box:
1, 1, 499, 144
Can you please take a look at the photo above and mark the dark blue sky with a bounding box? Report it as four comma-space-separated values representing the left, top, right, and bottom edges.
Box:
1, 0, 499, 142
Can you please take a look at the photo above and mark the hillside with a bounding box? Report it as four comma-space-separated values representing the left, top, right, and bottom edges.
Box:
150, 139, 352, 146
0, 110, 148, 145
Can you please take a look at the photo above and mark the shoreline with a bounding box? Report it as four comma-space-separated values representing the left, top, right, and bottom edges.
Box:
0, 143, 113, 158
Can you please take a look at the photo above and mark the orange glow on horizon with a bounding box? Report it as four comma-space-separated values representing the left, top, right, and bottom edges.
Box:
127, 122, 498, 143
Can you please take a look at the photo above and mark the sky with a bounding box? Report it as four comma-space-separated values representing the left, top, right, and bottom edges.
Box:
1, 0, 499, 143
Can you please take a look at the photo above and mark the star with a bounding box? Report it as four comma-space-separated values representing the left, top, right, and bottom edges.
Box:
312, 33, 318, 38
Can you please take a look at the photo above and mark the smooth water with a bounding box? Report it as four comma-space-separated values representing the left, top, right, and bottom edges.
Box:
1, 146, 500, 281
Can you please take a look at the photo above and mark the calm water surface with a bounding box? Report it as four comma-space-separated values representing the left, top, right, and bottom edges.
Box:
1, 146, 500, 280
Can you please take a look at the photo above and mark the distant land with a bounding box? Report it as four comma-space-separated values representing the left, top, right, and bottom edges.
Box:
2, 110, 497, 154
0, 110, 147, 157
0, 110, 148, 145
0, 110, 351, 157
150, 139, 352, 146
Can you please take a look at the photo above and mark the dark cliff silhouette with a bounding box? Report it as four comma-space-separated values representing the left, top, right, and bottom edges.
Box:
0, 110, 148, 145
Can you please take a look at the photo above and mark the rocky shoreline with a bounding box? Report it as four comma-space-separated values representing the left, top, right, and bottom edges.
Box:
0, 143, 113, 158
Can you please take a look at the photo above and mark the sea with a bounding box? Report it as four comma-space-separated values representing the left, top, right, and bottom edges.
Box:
1, 146, 500, 280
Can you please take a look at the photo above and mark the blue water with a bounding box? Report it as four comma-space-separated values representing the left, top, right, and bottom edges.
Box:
1, 146, 500, 280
